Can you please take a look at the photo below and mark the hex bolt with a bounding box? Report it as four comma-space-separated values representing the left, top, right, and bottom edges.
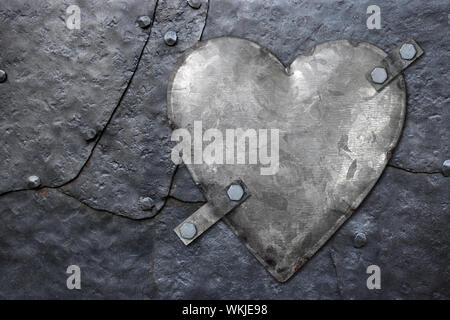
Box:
180, 222, 197, 239
139, 196, 154, 211
227, 184, 244, 201
164, 30, 177, 46
399, 43, 417, 60
187, 0, 202, 9
370, 67, 388, 84
27, 175, 41, 189
137, 16, 151, 29
353, 232, 367, 248
0, 69, 7, 83
442, 159, 450, 177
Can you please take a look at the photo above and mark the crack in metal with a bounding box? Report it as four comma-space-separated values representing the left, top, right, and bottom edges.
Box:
0, 0, 160, 199
329, 249, 343, 299
387, 164, 441, 175
199, 0, 210, 41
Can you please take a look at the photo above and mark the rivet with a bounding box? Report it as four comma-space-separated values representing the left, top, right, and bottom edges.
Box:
83, 128, 97, 141
187, 0, 202, 9
370, 67, 388, 84
180, 222, 197, 239
442, 160, 450, 177
164, 30, 177, 46
399, 43, 417, 60
353, 232, 367, 248
227, 184, 244, 201
0, 69, 7, 83
27, 175, 41, 189
139, 196, 154, 211
137, 16, 151, 29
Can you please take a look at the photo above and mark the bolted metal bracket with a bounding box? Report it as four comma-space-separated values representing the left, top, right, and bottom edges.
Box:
174, 179, 250, 245
367, 39, 424, 92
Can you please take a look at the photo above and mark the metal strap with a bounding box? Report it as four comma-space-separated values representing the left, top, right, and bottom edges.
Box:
174, 179, 250, 245
367, 39, 424, 91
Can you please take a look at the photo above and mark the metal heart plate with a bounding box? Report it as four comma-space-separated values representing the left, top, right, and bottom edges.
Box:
167, 37, 405, 282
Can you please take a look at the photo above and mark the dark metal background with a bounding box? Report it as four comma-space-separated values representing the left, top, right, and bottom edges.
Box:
0, 0, 448, 299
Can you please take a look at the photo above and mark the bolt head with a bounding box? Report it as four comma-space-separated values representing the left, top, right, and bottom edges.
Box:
180, 222, 197, 239
399, 43, 416, 60
227, 184, 244, 201
139, 196, 154, 211
187, 0, 202, 9
137, 15, 151, 28
353, 232, 367, 248
0, 69, 7, 83
27, 175, 41, 189
164, 30, 177, 46
370, 67, 388, 84
442, 160, 450, 177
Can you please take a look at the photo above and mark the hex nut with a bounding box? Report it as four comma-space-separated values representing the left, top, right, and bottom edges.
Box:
0, 69, 7, 83
139, 196, 154, 211
137, 16, 151, 28
164, 30, 177, 46
180, 222, 197, 239
187, 0, 202, 9
353, 232, 367, 248
227, 184, 244, 201
442, 160, 450, 177
399, 43, 417, 60
27, 175, 41, 189
370, 67, 388, 84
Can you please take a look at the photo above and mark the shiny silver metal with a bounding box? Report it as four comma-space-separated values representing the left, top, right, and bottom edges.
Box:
227, 184, 244, 201
174, 179, 250, 245
168, 37, 408, 282
367, 39, 423, 91
399, 43, 417, 60
180, 222, 197, 239
371, 67, 388, 84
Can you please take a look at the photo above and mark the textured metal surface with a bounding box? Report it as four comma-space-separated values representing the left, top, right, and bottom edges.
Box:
368, 39, 423, 91
168, 37, 406, 281
0, 0, 448, 299
0, 0, 157, 194
60, 0, 209, 219
174, 180, 249, 245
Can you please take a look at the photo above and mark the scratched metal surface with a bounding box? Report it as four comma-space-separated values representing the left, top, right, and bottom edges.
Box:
168, 37, 406, 281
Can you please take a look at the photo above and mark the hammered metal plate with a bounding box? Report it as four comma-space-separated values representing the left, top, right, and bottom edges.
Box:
167, 38, 406, 282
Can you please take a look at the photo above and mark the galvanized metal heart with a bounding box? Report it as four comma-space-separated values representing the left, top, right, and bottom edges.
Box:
167, 38, 405, 282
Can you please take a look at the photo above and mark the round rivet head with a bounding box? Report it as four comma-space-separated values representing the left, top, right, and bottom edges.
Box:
164, 30, 177, 46
370, 67, 388, 84
0, 69, 7, 83
83, 128, 97, 141
180, 222, 197, 239
442, 160, 450, 177
227, 184, 244, 201
27, 175, 41, 189
137, 15, 151, 28
353, 232, 367, 248
139, 196, 154, 211
399, 43, 417, 60
187, 0, 202, 9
